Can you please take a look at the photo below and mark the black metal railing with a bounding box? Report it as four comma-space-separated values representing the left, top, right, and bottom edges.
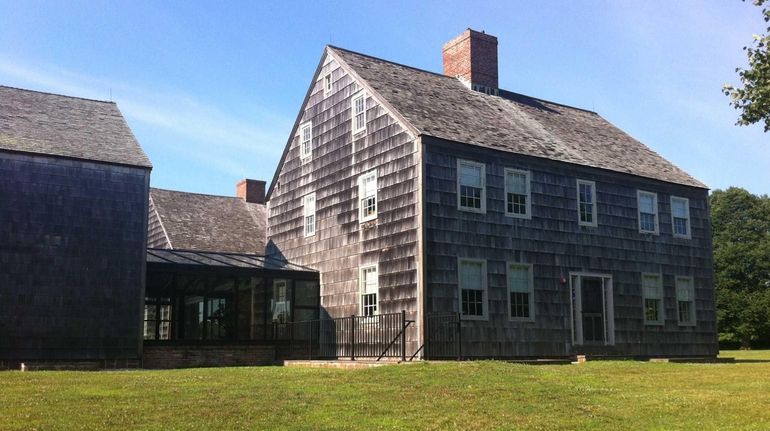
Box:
425, 313, 462, 360
273, 310, 413, 361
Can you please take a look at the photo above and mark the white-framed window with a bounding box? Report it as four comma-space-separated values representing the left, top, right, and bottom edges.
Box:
507, 263, 534, 321
576, 179, 597, 227
303, 192, 316, 237
323, 73, 332, 98
670, 196, 691, 239
458, 258, 487, 320
638, 190, 659, 234
360, 264, 378, 317
358, 170, 377, 222
457, 159, 486, 213
676, 276, 696, 326
642, 273, 664, 325
504, 168, 531, 219
351, 92, 366, 135
299, 121, 312, 160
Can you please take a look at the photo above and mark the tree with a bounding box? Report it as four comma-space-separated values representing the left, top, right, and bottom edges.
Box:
723, 0, 770, 132
711, 187, 770, 348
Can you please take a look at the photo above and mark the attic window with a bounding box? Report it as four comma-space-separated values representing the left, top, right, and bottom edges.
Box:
300, 122, 312, 161
323, 74, 332, 98
351, 92, 366, 135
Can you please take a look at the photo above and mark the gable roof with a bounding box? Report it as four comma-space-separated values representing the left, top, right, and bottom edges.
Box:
149, 188, 266, 254
328, 46, 705, 189
0, 85, 151, 168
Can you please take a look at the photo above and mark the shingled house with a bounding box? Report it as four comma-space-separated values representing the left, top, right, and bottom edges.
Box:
0, 86, 152, 366
267, 29, 717, 358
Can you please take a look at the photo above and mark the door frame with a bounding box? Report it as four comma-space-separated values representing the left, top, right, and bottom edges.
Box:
569, 272, 615, 346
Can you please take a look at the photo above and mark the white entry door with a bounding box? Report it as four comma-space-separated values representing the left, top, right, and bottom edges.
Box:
570, 273, 615, 346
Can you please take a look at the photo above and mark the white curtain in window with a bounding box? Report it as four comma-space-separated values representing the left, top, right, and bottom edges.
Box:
362, 267, 378, 295
459, 164, 482, 188
460, 261, 482, 289
639, 194, 655, 213
677, 278, 693, 301
360, 172, 376, 198
506, 172, 527, 195
508, 266, 530, 293
643, 275, 661, 299
672, 198, 687, 218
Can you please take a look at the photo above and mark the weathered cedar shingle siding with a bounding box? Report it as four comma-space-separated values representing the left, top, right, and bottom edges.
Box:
423, 137, 715, 357
0, 152, 149, 360
267, 53, 421, 351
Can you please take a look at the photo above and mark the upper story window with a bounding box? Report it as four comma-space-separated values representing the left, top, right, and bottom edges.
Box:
351, 92, 366, 135
358, 170, 377, 223
457, 160, 486, 213
671, 196, 691, 239
507, 263, 534, 321
323, 73, 332, 98
458, 258, 487, 320
360, 265, 378, 317
299, 122, 312, 161
642, 273, 664, 325
303, 192, 316, 237
638, 190, 659, 234
676, 276, 695, 326
576, 179, 597, 227
504, 168, 531, 219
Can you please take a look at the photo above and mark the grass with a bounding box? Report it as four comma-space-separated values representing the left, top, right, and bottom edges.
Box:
0, 351, 769, 430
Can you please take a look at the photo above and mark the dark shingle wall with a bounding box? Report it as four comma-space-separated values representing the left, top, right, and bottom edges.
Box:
423, 138, 716, 357
0, 152, 149, 360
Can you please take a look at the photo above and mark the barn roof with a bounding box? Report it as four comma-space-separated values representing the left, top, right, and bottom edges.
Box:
0, 85, 152, 168
329, 46, 705, 188
149, 188, 266, 254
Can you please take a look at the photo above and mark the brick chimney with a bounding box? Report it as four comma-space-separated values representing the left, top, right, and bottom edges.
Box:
236, 179, 266, 204
442, 29, 498, 93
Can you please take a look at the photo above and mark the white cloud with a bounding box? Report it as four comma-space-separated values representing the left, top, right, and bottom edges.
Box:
0, 59, 292, 180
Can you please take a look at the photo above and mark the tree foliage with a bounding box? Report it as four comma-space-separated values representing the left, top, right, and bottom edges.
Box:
723, 0, 770, 132
711, 187, 770, 347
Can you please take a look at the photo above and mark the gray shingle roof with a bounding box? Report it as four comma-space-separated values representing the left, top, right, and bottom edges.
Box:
330, 47, 705, 188
0, 85, 152, 168
149, 188, 266, 254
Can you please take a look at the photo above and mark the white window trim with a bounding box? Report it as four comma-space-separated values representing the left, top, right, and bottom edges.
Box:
358, 170, 378, 223
456, 159, 486, 214
504, 168, 532, 219
351, 92, 367, 135
642, 272, 665, 326
303, 192, 316, 237
506, 262, 535, 322
323, 73, 332, 98
458, 258, 488, 321
359, 264, 379, 316
299, 121, 312, 161
676, 276, 696, 327
576, 179, 598, 227
670, 196, 692, 239
637, 190, 659, 235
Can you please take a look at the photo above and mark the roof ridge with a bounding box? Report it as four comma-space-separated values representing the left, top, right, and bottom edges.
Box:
150, 187, 242, 200
0, 84, 115, 105
327, 46, 596, 114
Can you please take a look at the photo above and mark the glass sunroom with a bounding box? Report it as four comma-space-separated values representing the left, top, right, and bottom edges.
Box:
144, 248, 319, 344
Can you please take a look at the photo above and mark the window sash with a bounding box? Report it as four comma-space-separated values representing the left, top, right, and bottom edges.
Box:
638, 191, 658, 233
300, 123, 312, 158
361, 266, 378, 295
642, 273, 663, 324
459, 259, 486, 318
457, 161, 485, 212
459, 164, 482, 188
358, 171, 377, 221
303, 193, 316, 236
352, 93, 366, 133
505, 169, 530, 217
577, 180, 596, 225
671, 197, 690, 237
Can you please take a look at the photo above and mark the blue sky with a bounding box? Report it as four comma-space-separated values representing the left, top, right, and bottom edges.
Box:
1, 1, 768, 196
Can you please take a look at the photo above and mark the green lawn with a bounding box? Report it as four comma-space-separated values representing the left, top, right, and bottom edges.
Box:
1, 351, 769, 430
